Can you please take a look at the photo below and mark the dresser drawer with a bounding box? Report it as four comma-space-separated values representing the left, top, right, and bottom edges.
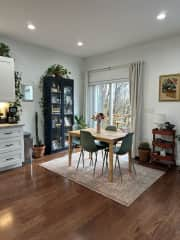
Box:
0, 127, 21, 139
0, 151, 22, 169
0, 137, 21, 154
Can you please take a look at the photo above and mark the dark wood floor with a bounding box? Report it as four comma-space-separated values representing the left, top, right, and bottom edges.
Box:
0, 151, 180, 240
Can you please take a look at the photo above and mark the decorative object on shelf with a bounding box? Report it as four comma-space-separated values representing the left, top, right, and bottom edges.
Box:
0, 42, 11, 57
8, 106, 18, 123
9, 72, 23, 122
74, 115, 87, 130
153, 113, 166, 129
138, 142, 151, 161
159, 74, 180, 101
92, 113, 105, 133
160, 149, 166, 157
33, 112, 45, 158
151, 128, 176, 166
22, 84, 34, 102
164, 121, 175, 130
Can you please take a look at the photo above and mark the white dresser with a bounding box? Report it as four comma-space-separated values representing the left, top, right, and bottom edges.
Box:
0, 124, 24, 171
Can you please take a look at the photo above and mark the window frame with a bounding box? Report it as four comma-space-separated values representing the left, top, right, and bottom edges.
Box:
88, 77, 129, 127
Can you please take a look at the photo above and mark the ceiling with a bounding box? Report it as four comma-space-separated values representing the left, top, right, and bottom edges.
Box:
0, 0, 180, 57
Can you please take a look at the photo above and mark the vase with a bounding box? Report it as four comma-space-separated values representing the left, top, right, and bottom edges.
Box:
96, 120, 101, 133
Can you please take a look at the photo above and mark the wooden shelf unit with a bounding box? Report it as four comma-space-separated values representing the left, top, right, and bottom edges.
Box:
151, 128, 176, 165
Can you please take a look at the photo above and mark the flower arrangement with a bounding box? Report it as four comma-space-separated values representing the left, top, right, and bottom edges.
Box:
92, 113, 105, 122
92, 113, 105, 133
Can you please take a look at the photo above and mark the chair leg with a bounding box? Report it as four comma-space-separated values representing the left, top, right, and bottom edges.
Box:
116, 155, 123, 183
114, 154, 118, 169
76, 149, 83, 169
132, 159, 136, 175
102, 151, 107, 175
93, 152, 98, 176
82, 150, 85, 168
106, 151, 108, 168
89, 152, 93, 166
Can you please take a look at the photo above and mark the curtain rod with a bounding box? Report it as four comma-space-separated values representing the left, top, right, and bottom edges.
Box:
88, 63, 129, 74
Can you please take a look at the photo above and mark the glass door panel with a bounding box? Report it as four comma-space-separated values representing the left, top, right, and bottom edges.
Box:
51, 82, 63, 151
64, 86, 73, 114
112, 82, 131, 129
64, 86, 73, 147
89, 84, 110, 127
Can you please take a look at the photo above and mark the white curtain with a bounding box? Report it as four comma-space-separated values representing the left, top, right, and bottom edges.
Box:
83, 72, 89, 122
129, 61, 144, 157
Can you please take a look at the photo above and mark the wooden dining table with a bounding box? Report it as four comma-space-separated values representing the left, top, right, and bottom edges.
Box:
68, 128, 132, 182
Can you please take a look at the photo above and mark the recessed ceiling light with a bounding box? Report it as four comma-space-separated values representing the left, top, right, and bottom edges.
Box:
27, 23, 36, 30
156, 11, 167, 20
77, 41, 84, 47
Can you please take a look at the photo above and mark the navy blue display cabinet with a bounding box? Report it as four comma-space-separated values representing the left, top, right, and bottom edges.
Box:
43, 76, 74, 154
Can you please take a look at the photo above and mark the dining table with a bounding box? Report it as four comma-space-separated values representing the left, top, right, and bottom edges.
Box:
68, 128, 132, 182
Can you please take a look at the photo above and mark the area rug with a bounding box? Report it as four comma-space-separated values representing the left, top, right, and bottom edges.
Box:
40, 152, 165, 207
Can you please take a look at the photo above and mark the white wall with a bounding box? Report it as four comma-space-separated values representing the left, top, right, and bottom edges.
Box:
84, 35, 180, 165
0, 35, 84, 142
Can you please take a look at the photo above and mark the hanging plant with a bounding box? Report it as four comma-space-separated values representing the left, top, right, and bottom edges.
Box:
39, 64, 71, 112
9, 72, 23, 121
0, 42, 11, 57
45, 64, 71, 78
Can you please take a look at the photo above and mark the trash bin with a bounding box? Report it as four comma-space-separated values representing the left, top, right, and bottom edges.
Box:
24, 132, 33, 163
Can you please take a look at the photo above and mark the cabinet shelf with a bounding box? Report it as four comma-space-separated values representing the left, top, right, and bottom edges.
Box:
152, 141, 174, 148
151, 152, 174, 161
152, 129, 176, 136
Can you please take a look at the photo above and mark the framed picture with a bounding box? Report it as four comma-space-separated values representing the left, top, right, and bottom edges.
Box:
159, 74, 180, 101
22, 84, 34, 102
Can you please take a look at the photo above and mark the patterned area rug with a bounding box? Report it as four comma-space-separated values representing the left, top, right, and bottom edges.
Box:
40, 152, 165, 207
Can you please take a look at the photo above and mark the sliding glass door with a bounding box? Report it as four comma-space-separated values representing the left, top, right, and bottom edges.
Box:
88, 80, 130, 129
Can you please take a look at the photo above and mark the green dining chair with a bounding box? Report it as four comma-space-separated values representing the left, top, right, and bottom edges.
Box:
76, 130, 106, 175
113, 132, 135, 182
95, 125, 117, 174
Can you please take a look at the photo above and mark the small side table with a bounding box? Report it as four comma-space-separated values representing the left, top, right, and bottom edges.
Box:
151, 128, 176, 166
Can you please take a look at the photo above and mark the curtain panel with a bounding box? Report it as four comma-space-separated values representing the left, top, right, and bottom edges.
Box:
129, 61, 144, 158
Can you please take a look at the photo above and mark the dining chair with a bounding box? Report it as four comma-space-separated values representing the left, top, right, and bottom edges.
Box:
113, 132, 135, 182
95, 125, 117, 174
76, 130, 106, 175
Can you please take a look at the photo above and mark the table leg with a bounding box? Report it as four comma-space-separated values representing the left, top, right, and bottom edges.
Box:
128, 150, 132, 173
68, 134, 73, 166
108, 142, 113, 182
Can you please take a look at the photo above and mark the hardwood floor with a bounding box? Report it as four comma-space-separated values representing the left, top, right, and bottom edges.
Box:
0, 151, 180, 240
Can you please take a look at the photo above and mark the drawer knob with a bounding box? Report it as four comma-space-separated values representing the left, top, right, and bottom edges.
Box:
5, 144, 14, 147
4, 132, 13, 135
6, 158, 14, 161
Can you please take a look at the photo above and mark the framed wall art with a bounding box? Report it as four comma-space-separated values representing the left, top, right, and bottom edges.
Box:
22, 84, 34, 102
159, 74, 180, 101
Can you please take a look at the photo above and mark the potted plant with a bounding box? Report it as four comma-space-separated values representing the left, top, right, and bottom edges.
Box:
74, 115, 87, 130
45, 64, 71, 78
0, 42, 10, 57
138, 142, 151, 161
33, 112, 45, 158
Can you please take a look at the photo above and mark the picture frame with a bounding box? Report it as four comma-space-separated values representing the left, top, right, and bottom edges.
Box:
159, 74, 180, 101
22, 84, 34, 102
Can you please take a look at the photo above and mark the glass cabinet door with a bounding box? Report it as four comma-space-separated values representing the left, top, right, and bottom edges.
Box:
64, 86, 73, 147
51, 82, 63, 151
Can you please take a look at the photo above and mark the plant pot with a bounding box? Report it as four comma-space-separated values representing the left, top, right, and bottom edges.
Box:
33, 145, 46, 158
138, 148, 151, 161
